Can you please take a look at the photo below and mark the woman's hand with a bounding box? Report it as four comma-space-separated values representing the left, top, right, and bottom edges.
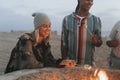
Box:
59, 59, 77, 68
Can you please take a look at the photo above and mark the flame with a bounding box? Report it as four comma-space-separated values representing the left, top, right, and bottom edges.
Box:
94, 69, 99, 76
93, 69, 109, 80
98, 70, 108, 80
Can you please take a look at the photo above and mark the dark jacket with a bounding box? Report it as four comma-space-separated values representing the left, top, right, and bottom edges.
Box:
5, 33, 56, 73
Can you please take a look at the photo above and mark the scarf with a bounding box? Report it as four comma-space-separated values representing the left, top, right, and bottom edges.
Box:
77, 17, 88, 64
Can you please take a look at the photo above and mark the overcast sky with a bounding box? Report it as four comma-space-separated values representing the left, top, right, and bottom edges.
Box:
0, 0, 120, 35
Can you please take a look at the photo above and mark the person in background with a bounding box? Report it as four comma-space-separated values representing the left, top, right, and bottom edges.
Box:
61, 0, 102, 66
106, 21, 120, 69
5, 12, 56, 73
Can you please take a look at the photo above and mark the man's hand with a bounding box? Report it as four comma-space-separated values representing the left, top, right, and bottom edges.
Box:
90, 35, 99, 45
106, 39, 119, 47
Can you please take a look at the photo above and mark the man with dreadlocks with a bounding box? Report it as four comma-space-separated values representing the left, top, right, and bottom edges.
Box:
61, 0, 102, 66
5, 12, 57, 73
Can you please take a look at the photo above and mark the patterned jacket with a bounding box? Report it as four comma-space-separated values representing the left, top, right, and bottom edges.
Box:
5, 33, 56, 73
61, 13, 102, 65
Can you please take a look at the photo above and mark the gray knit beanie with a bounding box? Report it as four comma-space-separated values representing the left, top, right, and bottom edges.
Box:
32, 12, 50, 29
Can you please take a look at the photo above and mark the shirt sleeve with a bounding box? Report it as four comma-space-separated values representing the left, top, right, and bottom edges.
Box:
109, 21, 120, 39
94, 17, 103, 47
61, 16, 69, 59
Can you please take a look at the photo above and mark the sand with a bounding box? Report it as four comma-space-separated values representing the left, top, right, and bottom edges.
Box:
0, 31, 111, 75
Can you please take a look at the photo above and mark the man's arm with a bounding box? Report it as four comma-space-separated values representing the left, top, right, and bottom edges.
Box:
61, 17, 68, 59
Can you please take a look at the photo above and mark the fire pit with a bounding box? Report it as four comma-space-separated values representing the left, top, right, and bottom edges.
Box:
16, 66, 120, 80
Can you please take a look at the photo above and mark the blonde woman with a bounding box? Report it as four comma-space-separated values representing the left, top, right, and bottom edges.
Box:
5, 12, 56, 73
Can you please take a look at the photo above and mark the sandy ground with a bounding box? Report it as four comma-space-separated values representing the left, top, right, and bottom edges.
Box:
0, 31, 111, 76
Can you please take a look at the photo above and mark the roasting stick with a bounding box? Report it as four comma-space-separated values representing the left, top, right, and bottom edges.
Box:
86, 26, 97, 67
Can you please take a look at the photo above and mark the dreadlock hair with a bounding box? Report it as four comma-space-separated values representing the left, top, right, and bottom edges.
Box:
75, 0, 80, 14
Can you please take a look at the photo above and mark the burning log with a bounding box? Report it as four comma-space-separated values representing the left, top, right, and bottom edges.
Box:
16, 66, 120, 80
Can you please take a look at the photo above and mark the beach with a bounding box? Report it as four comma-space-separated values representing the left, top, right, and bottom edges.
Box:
0, 31, 111, 75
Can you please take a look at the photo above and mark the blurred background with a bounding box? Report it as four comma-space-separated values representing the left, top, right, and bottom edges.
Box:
0, 0, 120, 36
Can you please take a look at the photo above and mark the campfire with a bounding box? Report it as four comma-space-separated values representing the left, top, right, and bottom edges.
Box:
97, 70, 108, 80
16, 65, 120, 80
59, 60, 109, 80
91, 68, 108, 80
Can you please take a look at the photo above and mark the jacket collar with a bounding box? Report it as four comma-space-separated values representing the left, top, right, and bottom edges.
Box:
72, 12, 92, 20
